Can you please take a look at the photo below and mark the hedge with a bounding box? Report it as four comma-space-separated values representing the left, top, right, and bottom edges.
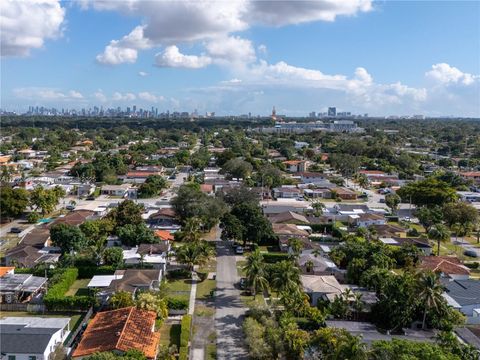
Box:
310, 223, 346, 239
44, 268, 95, 311
179, 314, 192, 360
262, 253, 290, 263
166, 297, 189, 310
77, 265, 115, 279
45, 268, 78, 298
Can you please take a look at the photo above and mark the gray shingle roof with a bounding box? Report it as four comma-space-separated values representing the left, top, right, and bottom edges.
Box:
0, 325, 58, 354
442, 279, 480, 306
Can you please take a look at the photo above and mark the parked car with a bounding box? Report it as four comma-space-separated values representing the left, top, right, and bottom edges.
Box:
235, 246, 244, 254
10, 227, 22, 233
66, 204, 76, 211
464, 249, 479, 258
86, 195, 96, 200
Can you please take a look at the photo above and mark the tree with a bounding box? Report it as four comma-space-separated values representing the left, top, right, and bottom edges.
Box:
27, 211, 41, 224
443, 202, 479, 234
385, 193, 401, 214
80, 219, 114, 244
311, 200, 326, 217
109, 290, 134, 309
287, 237, 303, 258
416, 206, 443, 233
136, 292, 168, 320
103, 247, 124, 267
222, 157, 253, 179
175, 241, 214, 272
0, 187, 29, 219
50, 223, 86, 254
243, 249, 269, 296
29, 186, 65, 215
221, 186, 259, 207
107, 200, 144, 230
231, 202, 274, 246
428, 224, 451, 256
138, 175, 168, 198
220, 213, 244, 242
271, 260, 301, 293
397, 178, 457, 208
308, 328, 368, 360
117, 223, 157, 246
175, 217, 202, 242
416, 271, 445, 330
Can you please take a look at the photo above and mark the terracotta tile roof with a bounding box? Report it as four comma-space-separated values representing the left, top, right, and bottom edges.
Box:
283, 160, 305, 165
0, 267, 15, 277
149, 208, 176, 219
200, 184, 213, 193
461, 172, 480, 177
359, 170, 386, 175
72, 307, 160, 359
420, 256, 470, 276
153, 230, 174, 241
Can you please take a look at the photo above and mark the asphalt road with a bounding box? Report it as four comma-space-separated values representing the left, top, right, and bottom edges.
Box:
215, 241, 248, 360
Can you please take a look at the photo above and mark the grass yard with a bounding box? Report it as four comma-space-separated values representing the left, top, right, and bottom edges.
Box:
194, 304, 215, 317
166, 278, 192, 301
206, 343, 217, 360
240, 293, 266, 308
196, 279, 216, 300
65, 279, 91, 296
159, 323, 181, 349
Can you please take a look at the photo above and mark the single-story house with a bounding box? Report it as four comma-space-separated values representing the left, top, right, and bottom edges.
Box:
0, 316, 70, 360
273, 186, 302, 199
101, 184, 132, 197
332, 187, 358, 200
296, 172, 328, 185
270, 211, 309, 225
273, 223, 310, 240
301, 275, 345, 306
48, 210, 95, 227
442, 279, 480, 324
283, 160, 307, 173
379, 237, 433, 255
350, 213, 386, 228
298, 252, 339, 276
419, 256, 470, 280
0, 272, 47, 303
72, 307, 160, 359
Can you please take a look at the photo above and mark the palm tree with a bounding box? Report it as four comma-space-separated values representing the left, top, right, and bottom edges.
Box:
352, 292, 364, 321
416, 270, 444, 330
312, 200, 326, 217
287, 237, 303, 258
243, 249, 269, 296
178, 217, 202, 242
271, 260, 301, 293
175, 241, 214, 273
88, 237, 107, 265
428, 224, 450, 256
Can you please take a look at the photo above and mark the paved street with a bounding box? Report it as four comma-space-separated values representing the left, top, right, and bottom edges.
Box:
215, 241, 248, 360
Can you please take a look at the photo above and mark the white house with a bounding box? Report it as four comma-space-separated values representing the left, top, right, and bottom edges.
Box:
0, 316, 70, 360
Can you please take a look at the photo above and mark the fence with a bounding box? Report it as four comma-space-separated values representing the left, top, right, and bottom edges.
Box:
0, 303, 45, 312
65, 306, 94, 347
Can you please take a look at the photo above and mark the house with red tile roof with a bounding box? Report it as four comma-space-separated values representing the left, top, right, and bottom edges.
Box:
419, 256, 470, 280
154, 230, 174, 242
283, 160, 307, 173
72, 307, 160, 359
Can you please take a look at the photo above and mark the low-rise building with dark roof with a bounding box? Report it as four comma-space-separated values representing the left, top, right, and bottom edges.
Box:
442, 278, 480, 323
48, 210, 94, 227
0, 316, 70, 360
0, 272, 47, 303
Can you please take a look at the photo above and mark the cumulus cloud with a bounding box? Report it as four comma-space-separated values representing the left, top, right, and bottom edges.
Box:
85, 0, 372, 65
205, 36, 256, 65
138, 92, 163, 102
425, 63, 477, 86
138, 71, 148, 77
13, 87, 84, 101
96, 26, 152, 65
112, 92, 136, 101
94, 90, 107, 102
1, 0, 66, 57
155, 46, 212, 69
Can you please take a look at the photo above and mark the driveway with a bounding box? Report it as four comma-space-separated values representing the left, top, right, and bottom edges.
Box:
215, 241, 248, 360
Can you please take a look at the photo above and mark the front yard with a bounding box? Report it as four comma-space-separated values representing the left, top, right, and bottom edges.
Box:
65, 279, 91, 296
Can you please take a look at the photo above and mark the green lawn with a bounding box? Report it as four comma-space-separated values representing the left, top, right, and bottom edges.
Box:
159, 323, 181, 348
196, 279, 216, 300
65, 279, 91, 296
166, 278, 192, 301
194, 304, 215, 317
206, 343, 217, 360
240, 293, 266, 308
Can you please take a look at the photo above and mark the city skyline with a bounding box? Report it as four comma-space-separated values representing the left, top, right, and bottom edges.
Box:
1, 0, 480, 116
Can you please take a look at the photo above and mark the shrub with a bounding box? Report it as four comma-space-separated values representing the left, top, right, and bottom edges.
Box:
167, 269, 191, 279
179, 314, 192, 360
77, 265, 116, 279
166, 297, 189, 310
262, 253, 290, 263
45, 268, 78, 298
27, 212, 40, 223
465, 262, 479, 269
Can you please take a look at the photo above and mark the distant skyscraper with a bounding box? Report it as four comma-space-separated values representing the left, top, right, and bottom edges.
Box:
328, 107, 336, 117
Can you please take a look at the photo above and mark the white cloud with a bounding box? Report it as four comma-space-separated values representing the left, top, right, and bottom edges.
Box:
1, 0, 66, 57
425, 63, 477, 86
205, 36, 256, 65
96, 26, 152, 65
84, 0, 372, 65
112, 92, 136, 101
94, 90, 107, 102
155, 46, 212, 69
138, 92, 163, 102
138, 71, 148, 77
257, 44, 267, 55
13, 87, 84, 101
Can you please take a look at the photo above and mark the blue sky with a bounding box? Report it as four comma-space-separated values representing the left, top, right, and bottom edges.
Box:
1, 0, 479, 116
